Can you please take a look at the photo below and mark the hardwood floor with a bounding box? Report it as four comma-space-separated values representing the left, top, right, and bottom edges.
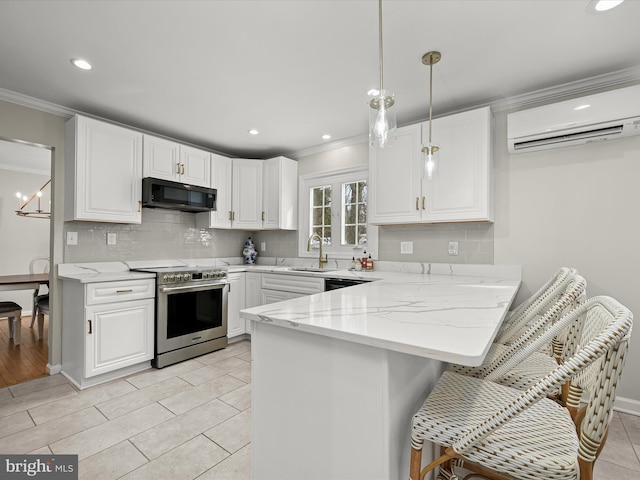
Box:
0, 315, 48, 387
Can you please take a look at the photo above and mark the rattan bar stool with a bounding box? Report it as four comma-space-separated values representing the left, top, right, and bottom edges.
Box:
409, 295, 633, 480
451, 274, 587, 399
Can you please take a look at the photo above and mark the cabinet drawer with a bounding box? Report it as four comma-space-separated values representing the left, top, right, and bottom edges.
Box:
261, 273, 324, 295
86, 279, 155, 305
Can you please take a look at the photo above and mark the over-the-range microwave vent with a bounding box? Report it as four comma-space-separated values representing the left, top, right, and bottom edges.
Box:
507, 84, 640, 154
142, 177, 216, 213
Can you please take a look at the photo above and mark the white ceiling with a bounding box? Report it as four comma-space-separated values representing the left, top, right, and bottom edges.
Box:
0, 0, 639, 158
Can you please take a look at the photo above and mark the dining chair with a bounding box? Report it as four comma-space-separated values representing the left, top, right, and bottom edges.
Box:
28, 256, 49, 339
1, 301, 23, 345
409, 295, 633, 480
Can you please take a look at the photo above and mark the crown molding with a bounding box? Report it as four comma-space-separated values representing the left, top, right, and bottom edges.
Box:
489, 65, 640, 112
3, 65, 640, 159
0, 88, 75, 118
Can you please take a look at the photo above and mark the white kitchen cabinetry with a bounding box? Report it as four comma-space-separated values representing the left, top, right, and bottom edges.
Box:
61, 278, 155, 389
228, 272, 247, 338
65, 115, 143, 223
245, 272, 262, 334
262, 156, 298, 230
196, 157, 263, 229
143, 135, 211, 188
369, 106, 493, 224
232, 158, 263, 229
260, 273, 324, 305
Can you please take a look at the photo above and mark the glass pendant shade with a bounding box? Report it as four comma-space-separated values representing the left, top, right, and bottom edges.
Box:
369, 90, 397, 148
422, 145, 439, 179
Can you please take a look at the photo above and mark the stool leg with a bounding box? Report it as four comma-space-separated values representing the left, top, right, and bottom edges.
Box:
410, 441, 423, 480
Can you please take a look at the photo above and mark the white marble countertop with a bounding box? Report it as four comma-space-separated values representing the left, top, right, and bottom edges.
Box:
241, 271, 520, 366
58, 262, 156, 283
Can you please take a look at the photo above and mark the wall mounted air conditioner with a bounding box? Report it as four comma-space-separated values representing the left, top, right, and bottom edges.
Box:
507, 84, 640, 154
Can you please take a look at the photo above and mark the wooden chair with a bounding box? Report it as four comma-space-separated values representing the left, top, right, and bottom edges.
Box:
409, 296, 632, 480
1, 302, 23, 345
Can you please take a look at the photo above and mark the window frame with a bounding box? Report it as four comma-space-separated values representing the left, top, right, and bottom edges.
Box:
298, 166, 378, 260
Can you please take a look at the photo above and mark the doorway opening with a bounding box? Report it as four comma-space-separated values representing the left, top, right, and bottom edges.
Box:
0, 138, 52, 387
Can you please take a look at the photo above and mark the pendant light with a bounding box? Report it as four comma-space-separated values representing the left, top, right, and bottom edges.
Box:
369, 0, 396, 148
421, 51, 441, 179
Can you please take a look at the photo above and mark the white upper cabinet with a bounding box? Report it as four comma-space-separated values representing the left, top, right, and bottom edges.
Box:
196, 157, 263, 230
143, 135, 211, 188
262, 156, 298, 230
180, 145, 211, 187
232, 159, 263, 230
65, 115, 143, 224
369, 106, 493, 225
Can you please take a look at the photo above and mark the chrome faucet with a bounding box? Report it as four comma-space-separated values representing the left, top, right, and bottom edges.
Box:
307, 233, 328, 269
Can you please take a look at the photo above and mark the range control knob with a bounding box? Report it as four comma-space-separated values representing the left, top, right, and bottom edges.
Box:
162, 274, 169, 283
168, 274, 176, 282
183, 274, 191, 282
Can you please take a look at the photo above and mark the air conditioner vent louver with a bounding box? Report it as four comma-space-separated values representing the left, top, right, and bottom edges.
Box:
512, 124, 624, 151
507, 84, 640, 154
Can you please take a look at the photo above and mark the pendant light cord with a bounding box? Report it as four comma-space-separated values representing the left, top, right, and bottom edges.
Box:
428, 56, 433, 145
378, 0, 384, 92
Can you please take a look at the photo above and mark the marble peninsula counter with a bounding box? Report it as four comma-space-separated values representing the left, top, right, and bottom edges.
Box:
240, 265, 520, 480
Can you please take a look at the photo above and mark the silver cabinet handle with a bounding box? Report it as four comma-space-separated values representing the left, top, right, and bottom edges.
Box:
416, 197, 419, 211
116, 289, 134, 293
88, 319, 92, 334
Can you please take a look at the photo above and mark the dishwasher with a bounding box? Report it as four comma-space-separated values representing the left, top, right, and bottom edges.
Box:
324, 277, 370, 291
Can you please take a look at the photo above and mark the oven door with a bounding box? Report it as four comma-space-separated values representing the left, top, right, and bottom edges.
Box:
156, 281, 228, 354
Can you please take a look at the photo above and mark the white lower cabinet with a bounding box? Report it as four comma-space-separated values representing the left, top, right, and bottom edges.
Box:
62, 278, 155, 389
228, 272, 247, 338
260, 273, 324, 305
245, 272, 262, 335
85, 299, 154, 378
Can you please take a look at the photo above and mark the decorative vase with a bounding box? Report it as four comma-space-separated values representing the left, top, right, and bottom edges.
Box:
243, 236, 258, 265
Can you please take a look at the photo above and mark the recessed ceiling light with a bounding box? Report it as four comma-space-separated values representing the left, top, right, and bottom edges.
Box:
586, 0, 624, 14
71, 58, 92, 70
322, 134, 331, 140
574, 104, 591, 111
248, 129, 259, 135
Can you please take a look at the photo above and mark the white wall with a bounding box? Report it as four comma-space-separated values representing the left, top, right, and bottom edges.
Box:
0, 168, 51, 311
493, 105, 640, 403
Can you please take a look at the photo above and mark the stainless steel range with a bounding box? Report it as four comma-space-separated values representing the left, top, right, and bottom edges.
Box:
132, 265, 229, 368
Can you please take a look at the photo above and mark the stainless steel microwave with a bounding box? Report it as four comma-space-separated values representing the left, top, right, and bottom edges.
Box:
142, 177, 216, 212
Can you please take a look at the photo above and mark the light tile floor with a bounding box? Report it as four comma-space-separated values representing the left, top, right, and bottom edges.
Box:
0, 338, 639, 479
0, 340, 252, 480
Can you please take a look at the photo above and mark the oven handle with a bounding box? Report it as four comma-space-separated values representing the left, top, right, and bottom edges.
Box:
159, 282, 229, 294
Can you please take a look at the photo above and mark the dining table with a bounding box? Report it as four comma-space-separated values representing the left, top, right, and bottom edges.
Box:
0, 273, 50, 345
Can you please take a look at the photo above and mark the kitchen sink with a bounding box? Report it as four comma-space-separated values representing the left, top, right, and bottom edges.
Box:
289, 267, 337, 273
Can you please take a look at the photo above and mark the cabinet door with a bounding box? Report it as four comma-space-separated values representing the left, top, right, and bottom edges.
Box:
244, 272, 262, 335
261, 289, 291, 305
197, 154, 233, 229
228, 273, 246, 338
180, 145, 211, 188
143, 135, 180, 182
70, 116, 143, 223
369, 123, 423, 225
85, 298, 154, 378
423, 107, 493, 222
263, 156, 298, 230
232, 159, 263, 230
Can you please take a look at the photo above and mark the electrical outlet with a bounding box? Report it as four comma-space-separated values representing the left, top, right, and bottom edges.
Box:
400, 241, 413, 254
107, 232, 117, 245
66, 231, 78, 245
261, 242, 266, 252
448, 241, 459, 256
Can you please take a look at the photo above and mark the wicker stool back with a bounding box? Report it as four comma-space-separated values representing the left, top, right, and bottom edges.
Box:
410, 295, 632, 480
